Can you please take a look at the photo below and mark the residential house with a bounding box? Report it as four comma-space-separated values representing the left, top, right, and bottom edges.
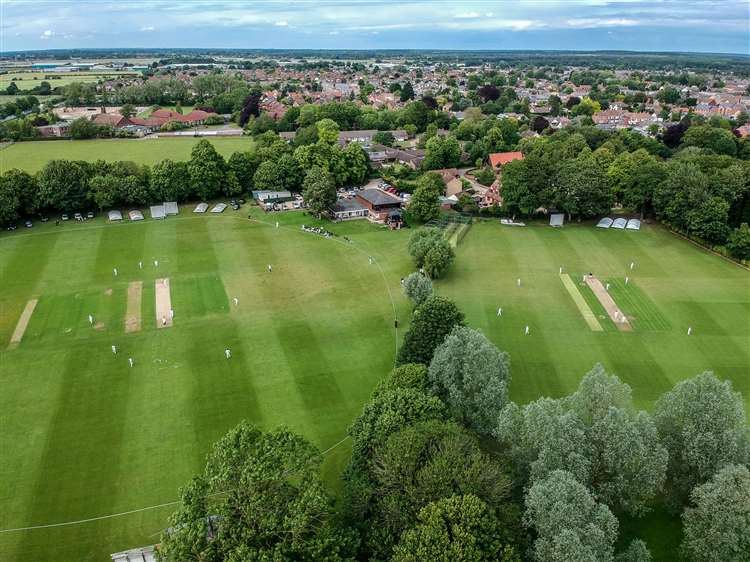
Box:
386, 148, 425, 169
592, 110, 654, 130
434, 168, 463, 197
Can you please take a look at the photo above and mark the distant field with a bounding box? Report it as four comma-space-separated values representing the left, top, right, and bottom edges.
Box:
0, 71, 139, 90
0, 95, 55, 104
1, 137, 255, 172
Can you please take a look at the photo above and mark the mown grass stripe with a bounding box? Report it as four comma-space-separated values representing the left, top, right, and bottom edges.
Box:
559, 274, 603, 331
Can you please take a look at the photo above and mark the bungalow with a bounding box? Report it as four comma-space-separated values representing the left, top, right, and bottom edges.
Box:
386, 148, 425, 169
489, 151, 524, 170
251, 190, 293, 204
355, 188, 403, 223
331, 198, 369, 220
151, 109, 218, 126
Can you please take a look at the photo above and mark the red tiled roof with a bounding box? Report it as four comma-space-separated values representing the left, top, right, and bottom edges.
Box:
489, 151, 524, 168
149, 109, 217, 124
130, 116, 164, 128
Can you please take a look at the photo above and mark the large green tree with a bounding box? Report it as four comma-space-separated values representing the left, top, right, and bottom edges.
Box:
408, 227, 443, 267
653, 371, 749, 509
158, 421, 355, 562
397, 296, 465, 366
302, 166, 336, 218
681, 125, 737, 157
150, 159, 191, 202
362, 420, 515, 559
227, 151, 258, 192
496, 364, 668, 516
392, 494, 520, 562
429, 326, 511, 435
554, 151, 613, 219
681, 464, 750, 562
0, 169, 34, 223
607, 149, 665, 215
36, 159, 91, 211
408, 172, 442, 223
188, 139, 227, 201
525, 470, 619, 562
347, 387, 447, 472
422, 135, 461, 170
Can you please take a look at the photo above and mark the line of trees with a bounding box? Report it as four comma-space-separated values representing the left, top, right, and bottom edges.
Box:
0, 121, 370, 225
501, 122, 750, 260
159, 290, 749, 561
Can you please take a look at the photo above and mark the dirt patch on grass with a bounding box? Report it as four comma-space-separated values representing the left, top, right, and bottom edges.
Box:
94, 321, 105, 331
155, 278, 173, 329
124, 281, 142, 333
9, 299, 38, 347
104, 288, 113, 296
585, 274, 632, 332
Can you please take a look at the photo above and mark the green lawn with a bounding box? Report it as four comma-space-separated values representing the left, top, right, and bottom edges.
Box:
0, 72, 139, 90
0, 137, 255, 173
0, 214, 747, 561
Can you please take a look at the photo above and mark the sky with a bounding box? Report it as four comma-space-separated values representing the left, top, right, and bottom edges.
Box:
1, 0, 748, 54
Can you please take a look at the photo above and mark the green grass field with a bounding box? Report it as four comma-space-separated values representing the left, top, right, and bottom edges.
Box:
0, 72, 139, 90
0, 214, 747, 561
0, 138, 255, 173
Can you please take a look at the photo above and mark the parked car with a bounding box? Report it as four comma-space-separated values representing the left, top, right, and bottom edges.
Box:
6, 223, 17, 231
24, 220, 32, 228
87, 211, 95, 219
238, 198, 246, 204
39, 215, 49, 223
61, 214, 69, 221
231, 203, 240, 211
73, 212, 83, 221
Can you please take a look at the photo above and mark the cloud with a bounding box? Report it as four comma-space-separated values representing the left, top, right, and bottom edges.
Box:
2, 0, 747, 53
565, 18, 639, 28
